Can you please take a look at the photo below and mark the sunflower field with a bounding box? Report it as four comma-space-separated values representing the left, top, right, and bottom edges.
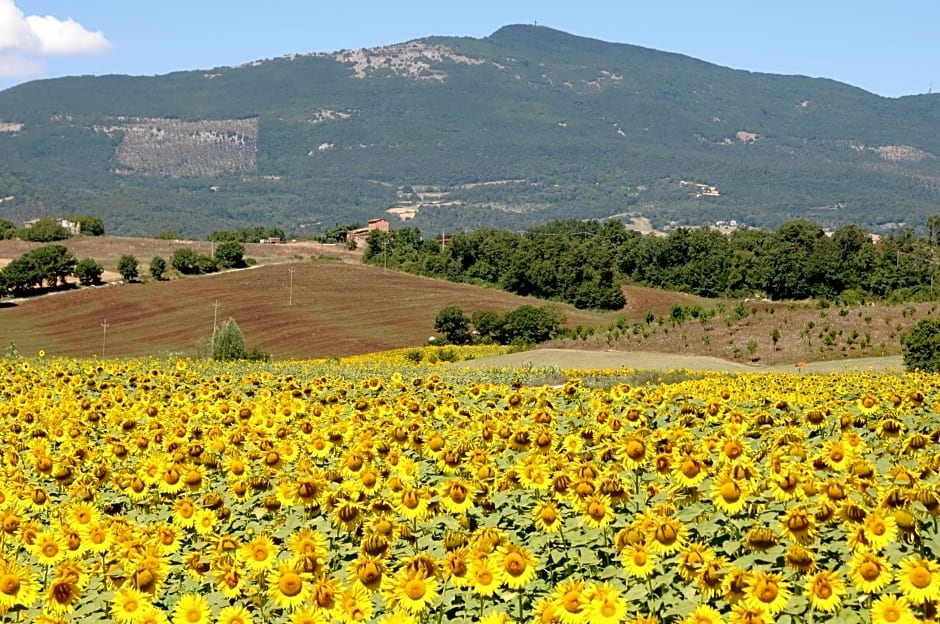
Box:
2, 352, 940, 624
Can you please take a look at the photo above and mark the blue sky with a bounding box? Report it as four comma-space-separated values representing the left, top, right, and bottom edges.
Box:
1, 1, 937, 97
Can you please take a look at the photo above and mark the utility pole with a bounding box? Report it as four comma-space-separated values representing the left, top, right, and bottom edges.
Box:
212, 301, 221, 336
288, 266, 295, 306
100, 320, 110, 358
383, 238, 389, 272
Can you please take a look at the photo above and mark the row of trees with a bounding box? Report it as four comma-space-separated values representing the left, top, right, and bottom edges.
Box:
365, 218, 940, 307
207, 226, 286, 243
0, 245, 150, 296
0, 216, 105, 242
434, 304, 566, 345
0, 243, 244, 297
364, 221, 625, 310
170, 242, 247, 275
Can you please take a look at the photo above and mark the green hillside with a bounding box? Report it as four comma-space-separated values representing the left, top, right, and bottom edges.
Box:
0, 25, 938, 237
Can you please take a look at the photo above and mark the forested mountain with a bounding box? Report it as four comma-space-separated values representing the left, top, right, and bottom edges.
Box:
0, 25, 939, 237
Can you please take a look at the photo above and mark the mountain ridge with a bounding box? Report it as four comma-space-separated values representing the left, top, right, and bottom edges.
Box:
0, 24, 938, 237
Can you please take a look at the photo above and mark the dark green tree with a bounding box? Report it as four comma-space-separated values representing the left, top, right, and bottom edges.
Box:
149, 256, 166, 280
117, 254, 139, 282
470, 309, 501, 342
26, 245, 76, 287
901, 319, 940, 372
494, 304, 566, 344
2, 256, 40, 294
171, 248, 200, 274
434, 306, 472, 345
212, 318, 248, 361
21, 219, 69, 242
71, 215, 105, 236
73, 258, 104, 285
196, 254, 218, 274
214, 241, 246, 269
0, 219, 16, 240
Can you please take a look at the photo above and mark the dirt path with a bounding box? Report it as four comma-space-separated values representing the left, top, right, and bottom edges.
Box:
458, 348, 905, 374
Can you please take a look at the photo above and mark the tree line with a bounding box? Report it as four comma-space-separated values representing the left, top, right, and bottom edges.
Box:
0, 241, 248, 297
0, 215, 104, 242
362, 218, 940, 309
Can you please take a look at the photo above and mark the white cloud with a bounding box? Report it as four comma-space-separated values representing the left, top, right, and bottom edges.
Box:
25, 14, 111, 56
0, 0, 110, 77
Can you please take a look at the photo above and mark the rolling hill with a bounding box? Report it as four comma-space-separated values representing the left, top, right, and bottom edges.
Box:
1, 25, 939, 237
0, 254, 619, 359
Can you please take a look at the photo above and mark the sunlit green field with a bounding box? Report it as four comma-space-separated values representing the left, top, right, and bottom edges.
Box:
1, 347, 939, 624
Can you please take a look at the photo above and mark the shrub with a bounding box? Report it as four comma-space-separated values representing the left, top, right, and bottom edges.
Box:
901, 319, 940, 372
73, 258, 104, 286
117, 254, 139, 282
149, 256, 166, 280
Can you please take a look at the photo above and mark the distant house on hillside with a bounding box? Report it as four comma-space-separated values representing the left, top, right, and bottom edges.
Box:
346, 218, 390, 248
22, 217, 81, 235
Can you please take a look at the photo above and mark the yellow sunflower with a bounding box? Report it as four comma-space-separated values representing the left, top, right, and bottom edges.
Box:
621, 543, 657, 579
82, 522, 114, 555
579, 493, 615, 530
171, 498, 197, 528
672, 452, 708, 488
681, 604, 724, 624
172, 593, 211, 624
309, 575, 343, 618
586, 582, 627, 624
621, 433, 653, 470
863, 511, 898, 552
897, 556, 940, 605
745, 571, 790, 615
43, 575, 82, 616
0, 559, 40, 611
382, 569, 438, 615
780, 506, 817, 544
550, 579, 588, 624
238, 534, 278, 573
337, 583, 373, 623
677, 543, 715, 582
648, 516, 688, 555
728, 603, 771, 624
349, 556, 386, 592
803, 569, 846, 613
695, 557, 728, 600
783, 545, 816, 575
111, 586, 151, 623
29, 529, 68, 566
438, 479, 475, 514
267, 563, 311, 611
191, 509, 217, 536
441, 549, 470, 589
138, 604, 171, 624
533, 500, 563, 533
711, 476, 749, 515
493, 543, 538, 590
849, 551, 893, 594
767, 468, 802, 502
857, 394, 880, 414
393, 487, 430, 521
870, 594, 917, 624
467, 558, 501, 597
217, 605, 253, 624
